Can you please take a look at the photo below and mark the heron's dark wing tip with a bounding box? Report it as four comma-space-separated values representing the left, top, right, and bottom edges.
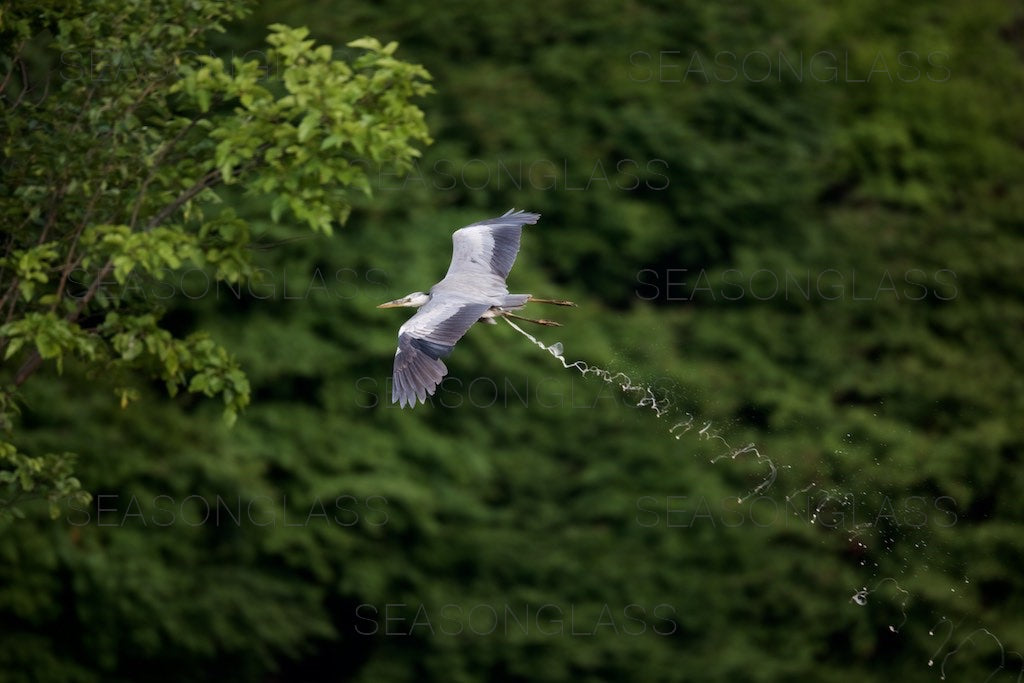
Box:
462, 210, 540, 230
391, 334, 449, 408
501, 208, 541, 224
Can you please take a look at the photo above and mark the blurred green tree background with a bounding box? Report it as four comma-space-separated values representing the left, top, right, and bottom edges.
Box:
2, 0, 1022, 681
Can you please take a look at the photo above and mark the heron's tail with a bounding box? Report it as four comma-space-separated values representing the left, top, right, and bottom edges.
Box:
503, 294, 531, 309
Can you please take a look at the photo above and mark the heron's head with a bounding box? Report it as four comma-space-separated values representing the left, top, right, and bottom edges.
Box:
377, 291, 430, 309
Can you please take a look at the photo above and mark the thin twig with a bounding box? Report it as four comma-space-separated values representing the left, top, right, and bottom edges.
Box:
129, 116, 201, 229
145, 168, 222, 230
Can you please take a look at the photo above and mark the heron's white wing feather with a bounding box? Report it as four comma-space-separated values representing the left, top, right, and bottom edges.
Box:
446, 209, 539, 280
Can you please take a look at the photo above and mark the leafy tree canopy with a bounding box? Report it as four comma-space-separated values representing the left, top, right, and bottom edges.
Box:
0, 0, 431, 516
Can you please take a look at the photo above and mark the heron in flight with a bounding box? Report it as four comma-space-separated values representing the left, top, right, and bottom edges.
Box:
378, 209, 574, 408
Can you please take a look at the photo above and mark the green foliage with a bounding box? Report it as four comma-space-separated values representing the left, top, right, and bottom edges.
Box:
1, 0, 431, 510
173, 27, 432, 231
0, 441, 87, 521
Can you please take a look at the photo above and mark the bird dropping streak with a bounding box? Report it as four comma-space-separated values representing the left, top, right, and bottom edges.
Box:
502, 317, 777, 501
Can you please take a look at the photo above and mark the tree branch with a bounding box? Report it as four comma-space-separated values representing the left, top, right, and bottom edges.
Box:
144, 167, 222, 230
12, 258, 113, 387
10, 145, 262, 387
0, 43, 25, 97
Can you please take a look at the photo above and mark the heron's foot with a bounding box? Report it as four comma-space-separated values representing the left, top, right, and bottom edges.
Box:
504, 312, 562, 327
528, 296, 576, 307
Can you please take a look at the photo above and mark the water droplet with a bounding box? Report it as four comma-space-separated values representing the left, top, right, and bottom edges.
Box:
851, 590, 868, 606
889, 625, 897, 633
928, 660, 934, 666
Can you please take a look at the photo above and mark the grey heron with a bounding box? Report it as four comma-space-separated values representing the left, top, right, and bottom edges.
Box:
378, 209, 574, 408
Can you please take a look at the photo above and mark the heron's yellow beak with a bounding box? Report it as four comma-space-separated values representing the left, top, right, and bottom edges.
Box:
377, 299, 404, 309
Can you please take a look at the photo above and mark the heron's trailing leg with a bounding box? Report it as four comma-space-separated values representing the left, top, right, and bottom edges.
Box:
503, 312, 561, 327
528, 296, 576, 307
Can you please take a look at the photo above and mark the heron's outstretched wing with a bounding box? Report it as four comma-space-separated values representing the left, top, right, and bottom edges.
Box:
446, 209, 540, 280
391, 298, 492, 408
